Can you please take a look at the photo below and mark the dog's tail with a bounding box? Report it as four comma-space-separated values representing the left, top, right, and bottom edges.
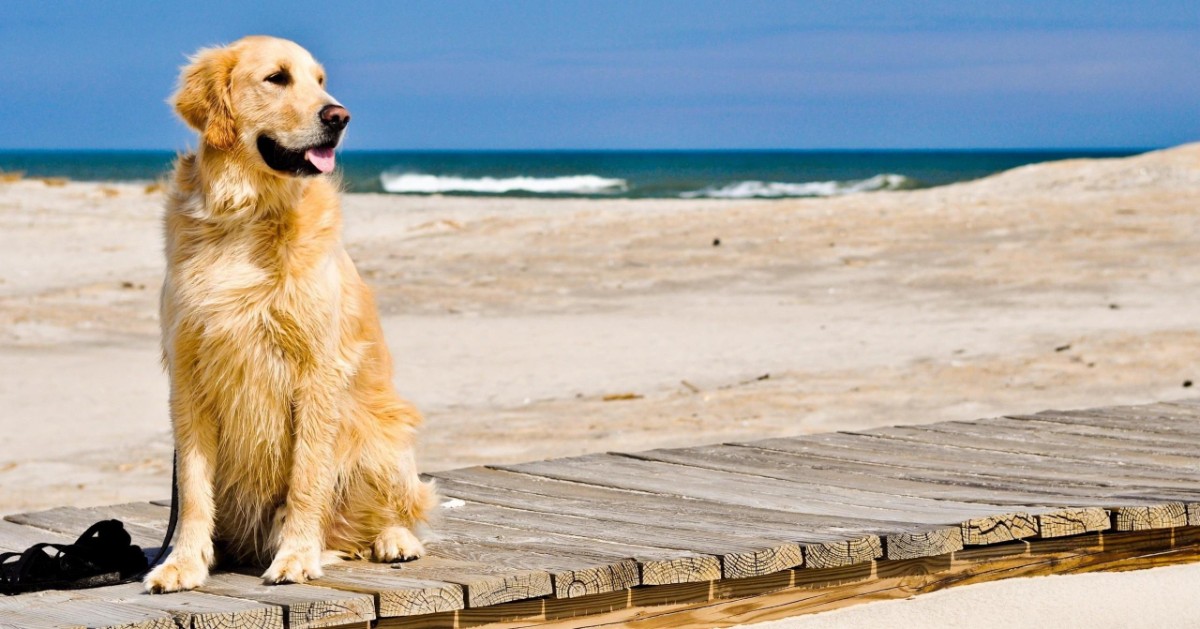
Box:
415, 478, 440, 523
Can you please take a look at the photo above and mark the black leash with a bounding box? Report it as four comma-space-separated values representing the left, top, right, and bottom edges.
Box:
142, 451, 180, 575
0, 452, 179, 594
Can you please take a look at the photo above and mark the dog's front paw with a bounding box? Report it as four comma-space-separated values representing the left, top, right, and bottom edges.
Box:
144, 554, 210, 593
372, 526, 425, 562
263, 546, 324, 584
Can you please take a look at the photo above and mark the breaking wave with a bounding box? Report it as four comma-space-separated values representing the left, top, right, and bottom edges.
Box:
680, 173, 915, 199
380, 172, 628, 195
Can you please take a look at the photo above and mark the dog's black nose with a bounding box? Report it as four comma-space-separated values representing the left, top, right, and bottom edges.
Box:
320, 105, 350, 131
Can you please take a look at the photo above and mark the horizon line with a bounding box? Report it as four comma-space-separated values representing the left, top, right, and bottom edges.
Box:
0, 146, 1162, 154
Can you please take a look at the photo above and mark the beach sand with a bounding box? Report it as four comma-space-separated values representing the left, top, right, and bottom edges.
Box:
1, 145, 1198, 622
745, 561, 1200, 628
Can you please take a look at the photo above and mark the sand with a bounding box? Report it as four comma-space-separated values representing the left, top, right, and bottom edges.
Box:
745, 561, 1200, 628
1, 145, 1198, 621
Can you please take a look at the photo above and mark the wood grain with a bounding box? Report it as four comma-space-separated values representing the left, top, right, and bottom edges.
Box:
81, 583, 285, 629
201, 573, 375, 629
441, 502, 789, 580
1036, 507, 1111, 538
433, 468, 884, 568
1111, 504, 1188, 531
960, 512, 1038, 546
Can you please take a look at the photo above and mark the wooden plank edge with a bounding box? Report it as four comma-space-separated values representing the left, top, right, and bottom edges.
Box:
1112, 503, 1188, 531
883, 527, 963, 560
449, 569, 554, 609
96, 585, 286, 629
550, 558, 640, 599
0, 599, 177, 629
640, 554, 723, 586
314, 566, 466, 618
367, 526, 1200, 629
801, 535, 883, 569
718, 544, 803, 580
959, 511, 1038, 546
200, 573, 378, 629
1035, 507, 1111, 538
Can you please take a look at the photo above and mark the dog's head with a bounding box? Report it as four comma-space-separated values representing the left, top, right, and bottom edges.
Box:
174, 36, 348, 177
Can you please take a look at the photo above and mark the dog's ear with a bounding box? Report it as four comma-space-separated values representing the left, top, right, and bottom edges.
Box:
173, 46, 239, 152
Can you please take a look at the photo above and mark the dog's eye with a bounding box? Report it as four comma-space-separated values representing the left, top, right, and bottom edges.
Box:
317, 75, 325, 87
264, 71, 290, 86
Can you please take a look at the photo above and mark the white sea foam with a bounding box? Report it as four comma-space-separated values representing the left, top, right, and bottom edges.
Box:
681, 173, 914, 199
380, 172, 628, 195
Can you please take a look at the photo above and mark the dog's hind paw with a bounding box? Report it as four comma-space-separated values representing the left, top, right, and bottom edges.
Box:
372, 526, 425, 562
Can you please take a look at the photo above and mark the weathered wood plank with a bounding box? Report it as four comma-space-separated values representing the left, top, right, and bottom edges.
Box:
427, 518, 643, 597
1111, 503, 1188, 531
848, 427, 1200, 518
980, 415, 1200, 453
526, 526, 1200, 628
1011, 407, 1200, 439
377, 526, 1200, 629
737, 434, 1200, 499
0, 519, 75, 552
442, 501, 792, 580
355, 555, 551, 609
1036, 507, 1111, 538
499, 454, 1020, 526
929, 417, 1200, 463
621, 444, 1068, 507
864, 421, 1200, 469
959, 512, 1038, 546
800, 536, 883, 569
0, 597, 175, 629
432, 468, 885, 568
883, 528, 962, 560
1084, 402, 1200, 425
644, 445, 1138, 547
723, 441, 1196, 513
623, 445, 1047, 547
803, 431, 1200, 488
444, 515, 726, 585
5, 506, 168, 551
314, 564, 465, 617
79, 582, 285, 629
0, 590, 78, 613
499, 454, 968, 561
201, 573, 376, 629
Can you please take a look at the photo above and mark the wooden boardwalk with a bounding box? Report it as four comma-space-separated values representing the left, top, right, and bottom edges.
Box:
4, 400, 1200, 628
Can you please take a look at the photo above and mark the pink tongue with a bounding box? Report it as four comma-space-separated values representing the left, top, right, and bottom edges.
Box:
305, 147, 336, 173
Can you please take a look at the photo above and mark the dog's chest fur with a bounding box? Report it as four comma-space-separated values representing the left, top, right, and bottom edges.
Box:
162, 175, 346, 532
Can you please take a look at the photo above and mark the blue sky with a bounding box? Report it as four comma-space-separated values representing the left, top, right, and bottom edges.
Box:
1, 1, 1197, 150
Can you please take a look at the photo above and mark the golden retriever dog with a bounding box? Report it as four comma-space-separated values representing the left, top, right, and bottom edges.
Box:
144, 36, 435, 593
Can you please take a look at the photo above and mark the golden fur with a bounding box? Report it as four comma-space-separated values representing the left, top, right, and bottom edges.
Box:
144, 36, 435, 593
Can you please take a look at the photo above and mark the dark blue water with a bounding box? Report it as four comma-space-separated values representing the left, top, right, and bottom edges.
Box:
0, 149, 1145, 198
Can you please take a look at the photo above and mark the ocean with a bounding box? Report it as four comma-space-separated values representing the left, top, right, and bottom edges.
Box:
0, 149, 1143, 199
